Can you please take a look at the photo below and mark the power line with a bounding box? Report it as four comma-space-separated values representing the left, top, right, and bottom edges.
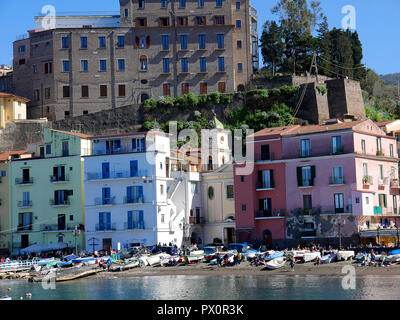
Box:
318, 55, 366, 70
318, 64, 362, 82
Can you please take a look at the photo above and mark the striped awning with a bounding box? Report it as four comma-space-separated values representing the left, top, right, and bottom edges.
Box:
360, 229, 400, 237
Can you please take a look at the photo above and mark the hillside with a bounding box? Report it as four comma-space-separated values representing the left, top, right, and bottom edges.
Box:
380, 73, 400, 86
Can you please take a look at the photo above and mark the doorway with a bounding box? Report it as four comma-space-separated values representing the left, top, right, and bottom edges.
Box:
102, 238, 112, 253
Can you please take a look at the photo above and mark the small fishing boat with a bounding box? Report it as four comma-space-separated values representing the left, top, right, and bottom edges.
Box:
337, 251, 355, 261
57, 261, 73, 268
121, 259, 140, 271
389, 249, 400, 256
71, 257, 96, 266
264, 251, 284, 262
265, 257, 286, 270
146, 253, 170, 266
0, 296, 12, 300
303, 252, 321, 263
320, 254, 337, 264
292, 250, 308, 262
384, 254, 400, 264
355, 253, 367, 263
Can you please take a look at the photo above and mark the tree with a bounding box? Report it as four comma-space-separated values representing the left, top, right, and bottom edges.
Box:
315, 16, 332, 76
260, 21, 284, 76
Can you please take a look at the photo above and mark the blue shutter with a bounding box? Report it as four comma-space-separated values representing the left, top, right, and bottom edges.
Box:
132, 138, 137, 151
130, 160, 138, 177
141, 138, 145, 152
106, 212, 111, 229
138, 186, 144, 202
138, 211, 144, 229
127, 186, 133, 201
99, 212, 104, 230
128, 211, 133, 229
102, 163, 110, 178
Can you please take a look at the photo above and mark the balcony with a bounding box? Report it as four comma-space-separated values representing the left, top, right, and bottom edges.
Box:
298, 179, 314, 188
50, 174, 69, 183
256, 181, 275, 191
124, 221, 145, 230
94, 197, 116, 206
255, 209, 285, 219
124, 196, 144, 205
189, 216, 205, 225
329, 177, 345, 186
390, 179, 400, 189
362, 176, 373, 187
49, 199, 71, 207
255, 152, 275, 161
15, 178, 33, 185
331, 147, 344, 155
86, 170, 148, 181
373, 206, 398, 216
95, 223, 117, 232
17, 200, 32, 208
378, 177, 389, 186
17, 224, 32, 232
40, 223, 80, 232
376, 150, 385, 156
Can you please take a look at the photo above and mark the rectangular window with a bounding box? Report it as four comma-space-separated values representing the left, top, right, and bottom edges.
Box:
217, 34, 224, 49
100, 85, 107, 97
46, 144, 51, 155
303, 195, 312, 213
215, 16, 225, 25
200, 57, 207, 73
132, 137, 146, 152
99, 36, 106, 48
33, 65, 38, 73
61, 37, 69, 49
180, 35, 188, 50
258, 198, 272, 216
361, 139, 366, 154
179, 0, 186, 8
124, 8, 129, 17
163, 58, 170, 73
44, 87, 51, 99
390, 144, 394, 157
98, 212, 111, 231
196, 16, 206, 25
200, 82, 207, 95
34, 89, 40, 101
160, 17, 170, 27
18, 45, 26, 53
163, 83, 171, 96
237, 40, 242, 48
332, 167, 343, 184
161, 0, 168, 8
238, 63, 243, 72
127, 210, 144, 230
118, 59, 125, 71
102, 162, 110, 179
102, 187, 111, 205
301, 139, 310, 157
236, 1, 240, 9
139, 0, 145, 8
117, 35, 125, 48
242, 204, 246, 211
81, 60, 88, 72
63, 86, 70, 98
81, 85, 89, 98
218, 57, 225, 72
216, 0, 222, 7
332, 136, 342, 154
297, 166, 315, 187
62, 61, 70, 72
181, 58, 188, 73
377, 137, 382, 153
379, 194, 387, 208
162, 35, 169, 50
227, 185, 234, 199
261, 144, 270, 160
334, 193, 344, 213
99, 60, 107, 72
177, 17, 187, 26
118, 84, 125, 97
80, 37, 87, 49
198, 0, 204, 7
236, 20, 242, 28
62, 141, 69, 157
137, 18, 147, 27
394, 195, 398, 214
182, 83, 189, 95
130, 160, 138, 177
378, 164, 384, 184
44, 62, 52, 74
257, 170, 274, 189
126, 186, 144, 203
198, 35, 206, 49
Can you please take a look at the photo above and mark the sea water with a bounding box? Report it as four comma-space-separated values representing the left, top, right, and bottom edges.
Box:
1, 275, 400, 300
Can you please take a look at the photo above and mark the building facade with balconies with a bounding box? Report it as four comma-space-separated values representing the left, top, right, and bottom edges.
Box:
83, 131, 183, 252
13, 0, 258, 121
8, 129, 90, 254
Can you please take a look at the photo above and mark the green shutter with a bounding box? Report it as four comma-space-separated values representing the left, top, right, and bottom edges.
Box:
297, 167, 302, 187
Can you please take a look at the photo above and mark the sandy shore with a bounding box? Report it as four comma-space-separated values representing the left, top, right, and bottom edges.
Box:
92, 260, 400, 279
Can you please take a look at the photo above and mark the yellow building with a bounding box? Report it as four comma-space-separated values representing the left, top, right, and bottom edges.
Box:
201, 164, 236, 245
0, 93, 28, 128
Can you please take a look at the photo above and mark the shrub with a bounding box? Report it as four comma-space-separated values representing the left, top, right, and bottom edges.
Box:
207, 92, 221, 105
316, 86, 328, 95
246, 89, 269, 98
143, 98, 157, 111
158, 96, 174, 108
280, 85, 299, 96
220, 93, 234, 105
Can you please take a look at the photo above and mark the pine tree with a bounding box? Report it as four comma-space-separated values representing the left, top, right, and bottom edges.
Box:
260, 21, 284, 76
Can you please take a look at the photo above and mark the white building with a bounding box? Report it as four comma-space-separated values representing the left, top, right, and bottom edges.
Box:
83, 131, 180, 252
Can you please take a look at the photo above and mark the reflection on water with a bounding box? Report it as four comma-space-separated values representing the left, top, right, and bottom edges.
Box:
1, 275, 400, 300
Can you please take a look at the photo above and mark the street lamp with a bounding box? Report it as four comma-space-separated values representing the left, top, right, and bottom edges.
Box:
337, 219, 346, 250
72, 226, 81, 255
377, 225, 380, 247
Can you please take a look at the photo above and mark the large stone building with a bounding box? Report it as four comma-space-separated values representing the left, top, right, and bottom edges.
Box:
12, 0, 258, 121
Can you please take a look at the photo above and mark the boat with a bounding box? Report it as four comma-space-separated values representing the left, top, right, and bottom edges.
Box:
265, 257, 286, 270
320, 254, 337, 264
292, 250, 308, 262
0, 296, 12, 300
355, 253, 367, 263
57, 261, 73, 268
146, 253, 170, 266
121, 259, 140, 271
303, 252, 321, 263
264, 251, 284, 262
384, 254, 400, 263
71, 257, 96, 266
389, 249, 400, 256
337, 251, 355, 261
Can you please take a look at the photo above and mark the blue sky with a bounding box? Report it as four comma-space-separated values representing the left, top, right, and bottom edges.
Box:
0, 0, 399, 75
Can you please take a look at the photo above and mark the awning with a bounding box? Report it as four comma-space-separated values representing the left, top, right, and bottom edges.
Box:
360, 230, 400, 237
45, 243, 68, 251
20, 244, 47, 254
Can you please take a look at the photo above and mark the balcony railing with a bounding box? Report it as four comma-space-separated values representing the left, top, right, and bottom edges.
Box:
256, 181, 275, 190
15, 178, 33, 185
124, 221, 145, 230
17, 200, 32, 208
255, 210, 275, 218
376, 150, 385, 156
329, 177, 345, 185
95, 223, 117, 232
373, 206, 398, 216
298, 179, 314, 187
390, 179, 400, 189
40, 223, 80, 232
49, 199, 71, 207
124, 196, 144, 204
378, 177, 389, 186
17, 224, 32, 232
50, 174, 69, 183
189, 216, 205, 224
362, 176, 373, 185
255, 152, 275, 161
94, 197, 116, 206
86, 170, 148, 180
331, 147, 344, 155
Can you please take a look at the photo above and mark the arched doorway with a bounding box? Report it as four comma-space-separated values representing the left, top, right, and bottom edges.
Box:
263, 229, 272, 248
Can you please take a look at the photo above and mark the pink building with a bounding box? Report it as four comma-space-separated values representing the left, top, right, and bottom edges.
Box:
234, 119, 400, 248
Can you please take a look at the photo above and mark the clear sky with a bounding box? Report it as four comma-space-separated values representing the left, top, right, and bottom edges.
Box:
0, 0, 399, 75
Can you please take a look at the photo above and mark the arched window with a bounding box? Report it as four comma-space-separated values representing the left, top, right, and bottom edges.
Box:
140, 55, 148, 71
140, 93, 149, 103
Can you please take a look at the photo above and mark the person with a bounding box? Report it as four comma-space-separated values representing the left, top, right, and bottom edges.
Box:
237, 252, 243, 263
107, 258, 112, 271
290, 257, 295, 272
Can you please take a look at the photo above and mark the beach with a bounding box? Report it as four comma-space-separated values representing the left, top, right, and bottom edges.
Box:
93, 260, 400, 279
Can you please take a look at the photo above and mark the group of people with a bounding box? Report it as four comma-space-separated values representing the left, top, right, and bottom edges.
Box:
213, 252, 243, 267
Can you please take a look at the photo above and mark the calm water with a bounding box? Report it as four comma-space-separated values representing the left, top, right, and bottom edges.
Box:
1, 275, 400, 300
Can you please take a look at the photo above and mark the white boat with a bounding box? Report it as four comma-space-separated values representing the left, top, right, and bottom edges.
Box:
121, 259, 140, 271
146, 253, 170, 266
0, 296, 12, 300
303, 252, 321, 263
265, 257, 286, 270
292, 250, 308, 262
337, 250, 355, 261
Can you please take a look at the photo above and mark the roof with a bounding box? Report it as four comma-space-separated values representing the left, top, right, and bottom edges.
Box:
49, 129, 91, 139
0, 92, 29, 102
284, 120, 366, 136
376, 120, 397, 127
250, 125, 299, 138
90, 130, 171, 139
0, 150, 30, 161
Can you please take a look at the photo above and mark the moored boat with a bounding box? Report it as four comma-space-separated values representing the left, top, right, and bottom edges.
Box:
337, 250, 355, 261
0, 296, 12, 300
265, 257, 286, 270
264, 251, 284, 262
303, 252, 321, 263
